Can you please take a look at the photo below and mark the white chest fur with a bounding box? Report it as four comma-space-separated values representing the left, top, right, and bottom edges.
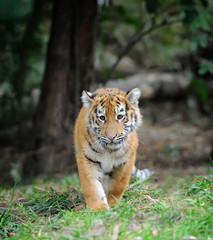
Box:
97, 150, 128, 173
85, 144, 130, 194
96, 151, 128, 194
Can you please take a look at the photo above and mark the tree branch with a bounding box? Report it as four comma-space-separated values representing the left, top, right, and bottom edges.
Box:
106, 17, 181, 80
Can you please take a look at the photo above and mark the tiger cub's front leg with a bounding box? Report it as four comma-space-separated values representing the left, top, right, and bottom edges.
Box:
106, 152, 136, 206
77, 152, 109, 210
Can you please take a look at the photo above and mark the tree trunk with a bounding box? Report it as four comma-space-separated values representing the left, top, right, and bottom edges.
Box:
23, 0, 97, 177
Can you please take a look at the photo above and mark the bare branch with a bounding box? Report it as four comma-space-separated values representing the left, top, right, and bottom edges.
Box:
106, 17, 181, 80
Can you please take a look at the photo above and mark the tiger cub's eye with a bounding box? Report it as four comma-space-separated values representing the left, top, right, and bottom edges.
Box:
117, 114, 124, 120
99, 116, 105, 121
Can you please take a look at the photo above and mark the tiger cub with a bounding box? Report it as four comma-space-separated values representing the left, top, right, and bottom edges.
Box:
74, 88, 143, 209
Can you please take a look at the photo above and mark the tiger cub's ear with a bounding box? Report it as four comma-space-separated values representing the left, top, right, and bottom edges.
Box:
81, 90, 95, 107
127, 88, 141, 105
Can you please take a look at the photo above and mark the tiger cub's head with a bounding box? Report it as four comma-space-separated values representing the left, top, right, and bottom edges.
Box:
81, 88, 142, 150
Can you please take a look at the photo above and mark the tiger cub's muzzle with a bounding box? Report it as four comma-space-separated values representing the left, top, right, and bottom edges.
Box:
100, 134, 126, 147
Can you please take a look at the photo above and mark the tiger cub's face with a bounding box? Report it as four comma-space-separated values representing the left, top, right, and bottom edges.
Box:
81, 88, 142, 151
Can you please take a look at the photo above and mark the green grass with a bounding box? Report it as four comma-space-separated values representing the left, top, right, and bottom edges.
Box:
0, 159, 213, 240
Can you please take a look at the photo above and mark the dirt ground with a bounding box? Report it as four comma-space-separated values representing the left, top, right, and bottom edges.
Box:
135, 100, 213, 181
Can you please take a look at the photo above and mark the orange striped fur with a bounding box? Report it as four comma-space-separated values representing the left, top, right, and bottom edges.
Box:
74, 88, 142, 209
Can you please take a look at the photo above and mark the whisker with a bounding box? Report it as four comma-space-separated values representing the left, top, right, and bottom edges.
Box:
138, 138, 144, 145
91, 139, 100, 149
92, 139, 104, 152
88, 136, 96, 143
87, 135, 98, 142
125, 142, 135, 151
117, 147, 124, 156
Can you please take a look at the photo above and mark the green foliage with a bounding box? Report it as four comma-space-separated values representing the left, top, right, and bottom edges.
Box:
22, 187, 85, 216
0, 182, 84, 238
145, 0, 161, 13
98, 0, 213, 111
145, 0, 172, 14
1, 163, 213, 239
0, 0, 32, 89
99, 0, 142, 45
0, 0, 49, 128
179, 1, 213, 105
1, 0, 212, 126
188, 78, 209, 102
186, 176, 213, 204
98, 0, 186, 80
0, 0, 32, 21
207, 155, 213, 175
199, 60, 213, 75
0, 177, 20, 238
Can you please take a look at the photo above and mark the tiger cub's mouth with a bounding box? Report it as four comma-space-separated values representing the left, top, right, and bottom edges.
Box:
99, 136, 126, 151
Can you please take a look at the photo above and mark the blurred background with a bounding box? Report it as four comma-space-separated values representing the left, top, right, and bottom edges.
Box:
0, 0, 212, 185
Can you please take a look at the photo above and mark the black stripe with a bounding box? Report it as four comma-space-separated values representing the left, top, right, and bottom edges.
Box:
88, 118, 92, 128
112, 161, 127, 169
116, 96, 122, 102
97, 177, 103, 184
118, 161, 127, 167
125, 103, 129, 112
115, 100, 121, 106
100, 99, 105, 106
86, 137, 102, 154
124, 118, 129, 123
94, 127, 100, 133
105, 171, 113, 177
84, 152, 101, 168
135, 114, 137, 123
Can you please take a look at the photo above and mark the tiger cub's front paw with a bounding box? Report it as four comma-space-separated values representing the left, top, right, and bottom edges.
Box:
88, 202, 109, 210
86, 196, 109, 210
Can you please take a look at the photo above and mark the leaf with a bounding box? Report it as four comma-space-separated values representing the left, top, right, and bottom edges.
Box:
206, 155, 213, 176
188, 78, 208, 102
198, 67, 207, 75
199, 61, 213, 75
0, 0, 32, 21
189, 41, 198, 52
196, 6, 213, 31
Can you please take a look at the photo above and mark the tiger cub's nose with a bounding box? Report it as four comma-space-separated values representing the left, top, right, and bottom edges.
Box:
107, 135, 116, 141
